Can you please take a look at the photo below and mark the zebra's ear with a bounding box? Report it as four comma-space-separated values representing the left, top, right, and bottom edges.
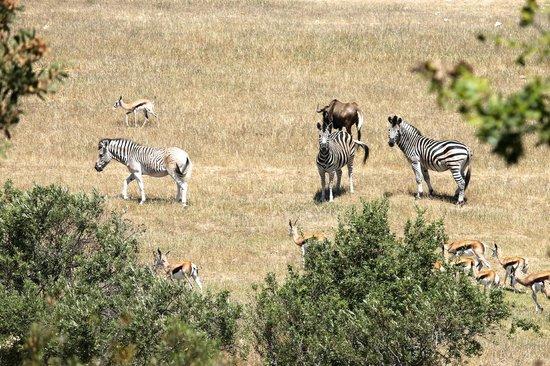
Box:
118, 96, 122, 101
388, 116, 392, 123
397, 117, 402, 124
316, 122, 322, 131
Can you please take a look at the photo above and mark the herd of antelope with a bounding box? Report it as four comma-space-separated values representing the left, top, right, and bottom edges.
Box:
106, 97, 548, 314
289, 221, 549, 313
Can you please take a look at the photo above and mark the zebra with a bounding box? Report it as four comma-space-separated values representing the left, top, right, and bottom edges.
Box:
316, 122, 369, 202
387, 115, 472, 205
94, 138, 192, 206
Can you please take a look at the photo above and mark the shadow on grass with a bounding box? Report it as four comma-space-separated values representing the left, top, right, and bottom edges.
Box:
313, 187, 349, 203
107, 195, 190, 206
405, 189, 460, 204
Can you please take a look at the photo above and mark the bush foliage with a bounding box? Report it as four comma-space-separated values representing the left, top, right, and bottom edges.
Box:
250, 200, 510, 365
0, 182, 241, 365
415, 0, 548, 164
0, 0, 66, 150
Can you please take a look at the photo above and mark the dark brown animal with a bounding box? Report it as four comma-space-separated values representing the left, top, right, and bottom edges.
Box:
316, 99, 364, 140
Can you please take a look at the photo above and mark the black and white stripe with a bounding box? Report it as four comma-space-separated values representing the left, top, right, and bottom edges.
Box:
95, 138, 192, 205
316, 122, 369, 202
387, 115, 472, 205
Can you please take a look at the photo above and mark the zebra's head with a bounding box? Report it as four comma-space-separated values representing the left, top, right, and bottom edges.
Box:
317, 122, 331, 151
387, 115, 403, 147
113, 96, 123, 109
94, 139, 112, 172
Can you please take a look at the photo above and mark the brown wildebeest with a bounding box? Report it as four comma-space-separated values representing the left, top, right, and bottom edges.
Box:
316, 99, 364, 140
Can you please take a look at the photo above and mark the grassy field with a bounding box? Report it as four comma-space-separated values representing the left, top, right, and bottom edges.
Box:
2, 0, 548, 363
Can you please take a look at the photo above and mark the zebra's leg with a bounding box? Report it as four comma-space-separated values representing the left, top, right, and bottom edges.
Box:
319, 169, 326, 202
122, 173, 136, 200
450, 167, 466, 205
134, 172, 146, 204
328, 171, 335, 202
134, 110, 138, 127
175, 182, 182, 201
335, 168, 342, 193
348, 161, 354, 194
421, 166, 434, 197
169, 172, 189, 206
411, 161, 424, 199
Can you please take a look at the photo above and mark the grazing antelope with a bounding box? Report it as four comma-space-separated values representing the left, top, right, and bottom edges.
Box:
512, 271, 550, 313
95, 138, 192, 205
443, 239, 491, 268
153, 248, 203, 290
473, 266, 501, 292
491, 243, 528, 290
316, 99, 365, 140
453, 255, 481, 275
113, 96, 157, 127
288, 219, 326, 264
433, 260, 445, 272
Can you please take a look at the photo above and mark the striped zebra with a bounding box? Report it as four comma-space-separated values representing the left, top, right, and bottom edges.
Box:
316, 122, 369, 202
387, 115, 472, 205
94, 138, 192, 206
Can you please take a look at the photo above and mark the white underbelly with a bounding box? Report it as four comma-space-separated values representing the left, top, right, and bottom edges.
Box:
142, 170, 168, 178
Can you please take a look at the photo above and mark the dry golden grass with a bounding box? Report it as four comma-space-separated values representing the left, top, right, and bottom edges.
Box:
2, 0, 548, 364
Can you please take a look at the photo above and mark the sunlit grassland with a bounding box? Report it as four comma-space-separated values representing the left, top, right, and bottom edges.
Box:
1, 0, 548, 364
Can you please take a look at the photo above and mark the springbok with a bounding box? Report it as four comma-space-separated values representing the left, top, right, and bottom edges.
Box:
512, 270, 550, 313
453, 255, 481, 275
113, 96, 157, 127
473, 266, 501, 292
152, 248, 202, 290
288, 219, 326, 264
491, 243, 528, 291
443, 239, 491, 268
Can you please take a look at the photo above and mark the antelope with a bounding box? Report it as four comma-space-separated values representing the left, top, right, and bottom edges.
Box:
152, 248, 203, 290
473, 266, 501, 292
453, 255, 481, 275
491, 243, 528, 291
288, 219, 326, 264
513, 271, 550, 313
443, 239, 491, 268
433, 260, 445, 272
113, 96, 157, 127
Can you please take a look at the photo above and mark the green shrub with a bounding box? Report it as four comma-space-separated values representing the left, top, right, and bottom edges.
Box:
250, 199, 510, 365
0, 182, 241, 365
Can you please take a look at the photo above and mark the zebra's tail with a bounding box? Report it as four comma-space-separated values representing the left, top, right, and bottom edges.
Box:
353, 140, 369, 164
356, 109, 364, 141
462, 149, 472, 190
176, 156, 193, 181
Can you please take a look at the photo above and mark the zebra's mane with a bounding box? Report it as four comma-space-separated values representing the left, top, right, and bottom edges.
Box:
401, 120, 423, 136
105, 138, 139, 147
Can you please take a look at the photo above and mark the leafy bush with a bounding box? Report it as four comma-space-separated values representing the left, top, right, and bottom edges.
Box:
0, 182, 241, 365
250, 199, 510, 365
415, 0, 548, 164
0, 0, 66, 151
